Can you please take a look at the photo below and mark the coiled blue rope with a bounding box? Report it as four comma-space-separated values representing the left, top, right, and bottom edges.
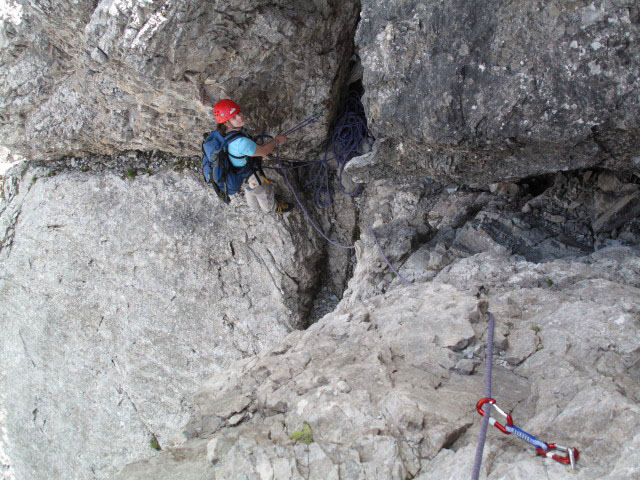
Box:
261, 91, 372, 247
264, 91, 370, 209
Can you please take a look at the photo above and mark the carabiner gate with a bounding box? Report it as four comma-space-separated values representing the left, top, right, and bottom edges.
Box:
475, 397, 514, 435
536, 443, 580, 470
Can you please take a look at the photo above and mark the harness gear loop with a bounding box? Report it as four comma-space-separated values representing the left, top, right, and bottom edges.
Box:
536, 444, 579, 469
475, 397, 513, 435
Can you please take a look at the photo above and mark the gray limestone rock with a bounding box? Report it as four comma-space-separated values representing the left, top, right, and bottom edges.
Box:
0, 0, 360, 160
350, 0, 640, 184
593, 190, 640, 233
0, 162, 320, 479
344, 168, 638, 308
117, 246, 640, 479
2, 2, 640, 480
116, 284, 497, 479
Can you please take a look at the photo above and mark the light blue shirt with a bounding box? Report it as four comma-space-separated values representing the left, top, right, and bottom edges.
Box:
227, 136, 256, 167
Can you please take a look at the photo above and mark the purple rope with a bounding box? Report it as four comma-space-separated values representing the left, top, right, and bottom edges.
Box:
263, 92, 371, 208
302, 91, 371, 207
368, 228, 413, 286
276, 148, 355, 250
471, 312, 495, 480
264, 158, 329, 169
273, 160, 415, 287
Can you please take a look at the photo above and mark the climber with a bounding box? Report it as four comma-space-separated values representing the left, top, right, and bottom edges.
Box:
212, 98, 293, 213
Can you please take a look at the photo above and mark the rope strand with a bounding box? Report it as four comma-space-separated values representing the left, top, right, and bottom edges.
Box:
471, 312, 495, 480
301, 90, 371, 208
369, 228, 413, 286
277, 157, 355, 250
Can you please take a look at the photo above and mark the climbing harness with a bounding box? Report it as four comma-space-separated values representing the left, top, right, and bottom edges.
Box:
471, 313, 579, 479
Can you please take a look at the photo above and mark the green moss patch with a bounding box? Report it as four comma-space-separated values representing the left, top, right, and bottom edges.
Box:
289, 423, 313, 444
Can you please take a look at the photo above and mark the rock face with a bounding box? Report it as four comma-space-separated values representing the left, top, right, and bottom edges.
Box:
351, 0, 640, 184
342, 168, 640, 304
2, 1, 640, 479
0, 0, 359, 159
114, 162, 640, 479
0, 159, 320, 479
116, 245, 640, 480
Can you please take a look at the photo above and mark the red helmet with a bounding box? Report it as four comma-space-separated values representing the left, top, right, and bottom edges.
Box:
213, 99, 240, 123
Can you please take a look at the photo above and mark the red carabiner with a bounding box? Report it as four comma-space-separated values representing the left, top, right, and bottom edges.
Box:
536, 443, 579, 469
476, 397, 514, 434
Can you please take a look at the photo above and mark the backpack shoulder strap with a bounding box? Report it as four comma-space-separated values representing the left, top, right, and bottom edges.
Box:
223, 131, 263, 186
223, 131, 249, 150
225, 131, 255, 160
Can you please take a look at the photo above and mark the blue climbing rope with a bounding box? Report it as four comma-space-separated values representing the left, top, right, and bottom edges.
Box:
260, 91, 372, 248
262, 90, 371, 209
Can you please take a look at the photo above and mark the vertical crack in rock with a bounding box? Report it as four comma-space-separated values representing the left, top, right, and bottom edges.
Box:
1, 165, 36, 258
18, 330, 36, 368
0, 209, 19, 257
31, 408, 45, 434
116, 386, 158, 448
246, 244, 282, 294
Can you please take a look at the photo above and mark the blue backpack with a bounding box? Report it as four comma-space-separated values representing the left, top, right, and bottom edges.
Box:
201, 130, 261, 204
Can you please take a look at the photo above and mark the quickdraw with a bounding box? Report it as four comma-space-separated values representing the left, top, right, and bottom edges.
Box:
476, 397, 579, 470
536, 443, 579, 469
475, 397, 513, 434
